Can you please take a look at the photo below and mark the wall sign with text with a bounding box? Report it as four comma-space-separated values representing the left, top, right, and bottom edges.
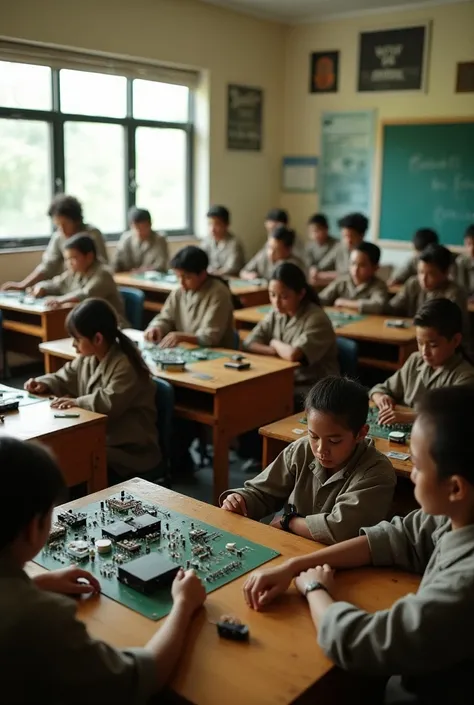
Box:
227, 84, 263, 151
358, 25, 429, 92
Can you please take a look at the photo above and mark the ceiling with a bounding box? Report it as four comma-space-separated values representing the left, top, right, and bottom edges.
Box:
200, 0, 468, 23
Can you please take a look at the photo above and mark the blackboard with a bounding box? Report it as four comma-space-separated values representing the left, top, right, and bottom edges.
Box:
379, 121, 474, 246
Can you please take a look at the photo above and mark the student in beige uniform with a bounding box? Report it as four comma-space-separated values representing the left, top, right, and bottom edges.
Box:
306, 213, 338, 284
30, 234, 128, 327
319, 242, 389, 314
144, 245, 235, 349
244, 385, 474, 705
371, 298, 474, 425
244, 262, 339, 405
221, 377, 396, 544
1, 195, 107, 291
25, 299, 159, 482
239, 226, 307, 282
113, 207, 168, 273
388, 228, 439, 286
0, 437, 206, 705
315, 212, 369, 284
201, 205, 245, 277
454, 224, 474, 299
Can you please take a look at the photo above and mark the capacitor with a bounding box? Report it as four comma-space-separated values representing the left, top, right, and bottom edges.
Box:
95, 539, 112, 555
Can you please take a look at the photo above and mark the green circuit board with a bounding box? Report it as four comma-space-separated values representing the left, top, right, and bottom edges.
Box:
0, 385, 46, 408
0, 292, 47, 309
35, 494, 279, 621
255, 307, 366, 329
299, 406, 412, 441
229, 278, 266, 289
141, 345, 230, 365
132, 271, 178, 285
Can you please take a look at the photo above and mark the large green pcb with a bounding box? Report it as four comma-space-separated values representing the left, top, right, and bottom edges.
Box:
0, 385, 45, 407
35, 494, 279, 621
255, 306, 366, 329
300, 406, 412, 441
141, 345, 230, 365
132, 272, 178, 285
0, 292, 47, 309
230, 278, 266, 289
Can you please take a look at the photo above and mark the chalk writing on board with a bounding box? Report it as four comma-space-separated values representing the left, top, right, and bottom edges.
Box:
409, 155, 461, 172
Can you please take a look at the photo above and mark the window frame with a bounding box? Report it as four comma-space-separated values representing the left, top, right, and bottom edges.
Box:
0, 65, 194, 250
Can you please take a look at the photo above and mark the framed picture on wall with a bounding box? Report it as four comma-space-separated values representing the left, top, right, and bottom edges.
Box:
309, 51, 339, 93
227, 84, 263, 151
357, 24, 430, 92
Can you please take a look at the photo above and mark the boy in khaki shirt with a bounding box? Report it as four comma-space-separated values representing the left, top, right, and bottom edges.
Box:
243, 385, 474, 705
240, 226, 307, 281
0, 437, 206, 705
315, 212, 369, 284
319, 242, 388, 315
306, 213, 338, 282
221, 377, 395, 544
454, 224, 474, 298
201, 205, 245, 277
113, 207, 169, 273
144, 245, 235, 349
388, 227, 439, 286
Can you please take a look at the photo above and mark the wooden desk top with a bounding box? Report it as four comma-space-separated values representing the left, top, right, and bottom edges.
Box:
0, 398, 106, 441
114, 272, 269, 298
30, 479, 419, 705
0, 293, 73, 314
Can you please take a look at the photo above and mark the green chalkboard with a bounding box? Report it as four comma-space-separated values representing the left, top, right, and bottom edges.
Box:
379, 122, 474, 246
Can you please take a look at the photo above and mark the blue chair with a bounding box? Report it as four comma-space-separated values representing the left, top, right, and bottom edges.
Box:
119, 286, 145, 329
153, 377, 175, 486
233, 329, 241, 350
337, 337, 358, 378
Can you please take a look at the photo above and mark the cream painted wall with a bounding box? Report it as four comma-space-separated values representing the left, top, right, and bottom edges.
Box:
281, 1, 474, 264
0, 0, 285, 282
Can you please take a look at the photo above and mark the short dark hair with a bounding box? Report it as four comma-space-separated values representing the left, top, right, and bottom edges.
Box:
47, 195, 83, 223
271, 262, 320, 305
305, 376, 368, 435
465, 224, 474, 240
207, 205, 230, 224
129, 207, 152, 225
64, 234, 97, 257
354, 241, 380, 266
413, 228, 439, 252
266, 208, 288, 225
414, 298, 463, 339
271, 225, 295, 249
416, 386, 474, 483
419, 243, 453, 273
0, 438, 65, 551
308, 213, 329, 229
338, 213, 369, 236
170, 245, 209, 274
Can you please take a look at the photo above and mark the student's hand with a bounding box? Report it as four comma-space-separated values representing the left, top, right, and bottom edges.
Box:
221, 493, 248, 516
372, 393, 394, 411
144, 326, 163, 344
335, 298, 357, 309
377, 406, 398, 425
50, 397, 78, 410
34, 567, 100, 596
295, 565, 335, 597
243, 563, 294, 610
240, 271, 257, 281
31, 285, 47, 298
379, 408, 415, 426
309, 266, 319, 283
171, 569, 206, 615
269, 515, 284, 530
24, 378, 50, 394
1, 281, 24, 291
44, 297, 62, 309
159, 332, 183, 349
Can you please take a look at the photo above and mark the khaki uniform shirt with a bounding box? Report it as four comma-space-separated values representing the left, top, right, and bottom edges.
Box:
147, 275, 235, 348
0, 551, 157, 705
243, 301, 339, 396
318, 511, 474, 705
454, 254, 474, 297
241, 248, 307, 281
201, 233, 245, 276
306, 235, 339, 268
36, 344, 160, 477
391, 254, 418, 284
220, 438, 396, 544
113, 230, 169, 273
370, 351, 474, 407
319, 274, 389, 315
38, 261, 129, 328
318, 242, 351, 274
39, 226, 108, 279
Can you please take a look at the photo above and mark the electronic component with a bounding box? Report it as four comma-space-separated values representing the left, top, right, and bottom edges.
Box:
116, 539, 141, 553
95, 539, 112, 554
389, 431, 407, 444
385, 319, 410, 329
189, 528, 207, 541
106, 497, 137, 513
47, 523, 66, 543
130, 514, 161, 538
66, 540, 89, 561
216, 616, 249, 642
224, 360, 251, 370
57, 510, 87, 528
102, 520, 134, 541
0, 399, 20, 413
118, 554, 179, 594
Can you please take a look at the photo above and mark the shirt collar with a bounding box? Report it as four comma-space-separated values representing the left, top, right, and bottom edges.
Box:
308, 439, 370, 485
436, 522, 474, 570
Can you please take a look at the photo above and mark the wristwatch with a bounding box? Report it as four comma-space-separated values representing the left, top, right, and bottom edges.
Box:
304, 581, 329, 596
280, 503, 301, 532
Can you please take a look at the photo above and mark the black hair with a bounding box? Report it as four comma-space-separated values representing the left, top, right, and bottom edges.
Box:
266, 208, 289, 225
419, 243, 453, 273
66, 298, 149, 379
465, 224, 474, 240
338, 212, 369, 236
207, 205, 230, 225
305, 376, 369, 435
308, 213, 329, 229
271, 225, 295, 249
416, 386, 474, 483
0, 438, 65, 551
413, 228, 439, 252
170, 245, 209, 274
354, 241, 380, 266
63, 234, 97, 257
129, 207, 152, 225
271, 262, 320, 305
47, 194, 83, 224
414, 299, 473, 365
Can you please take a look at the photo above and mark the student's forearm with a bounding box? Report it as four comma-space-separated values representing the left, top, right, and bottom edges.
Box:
55, 294, 81, 304
247, 342, 277, 357
145, 600, 196, 689
285, 536, 371, 576
21, 269, 45, 288
181, 334, 199, 345
307, 590, 335, 629
270, 339, 302, 362
288, 517, 313, 540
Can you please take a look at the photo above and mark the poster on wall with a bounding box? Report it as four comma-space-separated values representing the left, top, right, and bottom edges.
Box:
227, 84, 263, 151
309, 51, 339, 93
357, 25, 429, 92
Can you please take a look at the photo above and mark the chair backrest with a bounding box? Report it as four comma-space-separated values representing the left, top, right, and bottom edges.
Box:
232, 329, 241, 350
336, 336, 358, 378
119, 286, 145, 329
153, 377, 175, 466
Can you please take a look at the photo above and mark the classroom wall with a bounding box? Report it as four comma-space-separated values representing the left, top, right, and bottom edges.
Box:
0, 0, 285, 281
280, 1, 474, 264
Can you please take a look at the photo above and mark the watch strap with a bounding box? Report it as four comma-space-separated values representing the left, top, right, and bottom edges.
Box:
304, 580, 329, 596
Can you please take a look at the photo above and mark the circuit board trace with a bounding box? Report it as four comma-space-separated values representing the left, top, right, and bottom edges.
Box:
299, 406, 412, 440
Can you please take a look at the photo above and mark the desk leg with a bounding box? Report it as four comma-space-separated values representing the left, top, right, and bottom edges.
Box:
212, 425, 229, 506
43, 308, 69, 342
44, 352, 66, 374
261, 437, 287, 468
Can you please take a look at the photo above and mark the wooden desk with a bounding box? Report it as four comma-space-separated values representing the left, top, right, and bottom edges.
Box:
39, 333, 298, 504
30, 479, 420, 705
234, 306, 417, 370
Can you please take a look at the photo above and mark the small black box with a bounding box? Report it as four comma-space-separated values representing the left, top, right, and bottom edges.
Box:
102, 521, 134, 541
130, 514, 161, 537
118, 554, 179, 594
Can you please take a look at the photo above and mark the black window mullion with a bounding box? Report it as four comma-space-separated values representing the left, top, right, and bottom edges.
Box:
126, 120, 136, 219
51, 70, 65, 196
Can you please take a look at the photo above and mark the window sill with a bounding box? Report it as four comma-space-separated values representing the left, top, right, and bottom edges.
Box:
0, 232, 199, 255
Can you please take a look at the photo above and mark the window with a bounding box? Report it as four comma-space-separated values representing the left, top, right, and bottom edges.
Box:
0, 56, 194, 247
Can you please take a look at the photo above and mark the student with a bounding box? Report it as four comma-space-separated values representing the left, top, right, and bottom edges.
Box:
241, 209, 306, 279
239, 226, 307, 282
306, 213, 338, 283
371, 298, 474, 425
221, 377, 396, 544
144, 245, 235, 349
2, 195, 108, 291
243, 385, 474, 705
315, 212, 369, 283
113, 207, 169, 273
0, 436, 206, 703
318, 242, 388, 314
388, 227, 439, 286
244, 263, 339, 402
454, 224, 474, 299
25, 298, 159, 481
201, 205, 245, 277
30, 234, 128, 327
